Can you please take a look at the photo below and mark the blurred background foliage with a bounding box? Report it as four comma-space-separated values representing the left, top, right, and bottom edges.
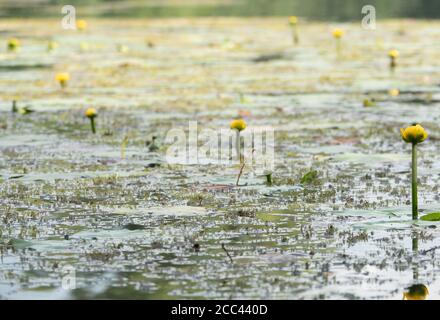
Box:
1, 0, 440, 20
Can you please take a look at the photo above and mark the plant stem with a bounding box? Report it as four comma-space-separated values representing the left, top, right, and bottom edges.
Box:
235, 130, 241, 163
266, 173, 272, 186
90, 117, 96, 134
292, 27, 299, 45
336, 38, 341, 58
412, 231, 419, 280
236, 162, 245, 186
121, 136, 128, 160
412, 143, 418, 220
390, 57, 396, 69
412, 233, 418, 252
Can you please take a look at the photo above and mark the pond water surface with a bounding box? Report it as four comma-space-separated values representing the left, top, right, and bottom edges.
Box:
1, 18, 440, 299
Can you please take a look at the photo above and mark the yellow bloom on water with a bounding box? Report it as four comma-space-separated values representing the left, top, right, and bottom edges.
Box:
332, 28, 344, 39
230, 119, 247, 132
288, 16, 298, 26
7, 38, 20, 51
76, 20, 88, 31
388, 49, 399, 59
55, 73, 70, 88
47, 40, 59, 52
400, 124, 428, 145
403, 284, 429, 300
389, 88, 400, 97
363, 98, 375, 107
85, 108, 97, 118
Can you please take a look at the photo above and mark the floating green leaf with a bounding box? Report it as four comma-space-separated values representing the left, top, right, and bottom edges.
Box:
420, 212, 440, 221
300, 170, 318, 184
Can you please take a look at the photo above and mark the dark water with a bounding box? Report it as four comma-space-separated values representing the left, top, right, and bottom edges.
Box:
1, 0, 440, 20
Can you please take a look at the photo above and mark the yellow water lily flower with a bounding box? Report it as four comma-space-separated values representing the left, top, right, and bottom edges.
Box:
85, 108, 97, 134
76, 20, 88, 31
85, 108, 97, 118
363, 98, 375, 107
403, 284, 429, 300
332, 28, 344, 39
47, 40, 59, 52
288, 16, 298, 26
400, 124, 428, 145
389, 88, 400, 97
230, 119, 247, 132
55, 73, 70, 88
388, 49, 399, 59
7, 38, 20, 51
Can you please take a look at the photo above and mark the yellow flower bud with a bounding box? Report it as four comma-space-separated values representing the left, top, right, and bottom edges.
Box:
55, 73, 70, 88
388, 49, 399, 59
230, 119, 247, 132
332, 28, 344, 39
7, 38, 20, 51
76, 20, 88, 31
288, 16, 298, 26
363, 98, 375, 107
400, 124, 428, 144
389, 88, 400, 97
403, 284, 429, 300
47, 40, 59, 52
85, 108, 97, 118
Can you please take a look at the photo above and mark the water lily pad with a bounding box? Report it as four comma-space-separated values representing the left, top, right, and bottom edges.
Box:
300, 170, 318, 184
7, 238, 33, 249
420, 212, 440, 221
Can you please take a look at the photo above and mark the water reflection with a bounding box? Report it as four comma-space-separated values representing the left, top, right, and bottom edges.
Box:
403, 284, 429, 300
403, 231, 429, 300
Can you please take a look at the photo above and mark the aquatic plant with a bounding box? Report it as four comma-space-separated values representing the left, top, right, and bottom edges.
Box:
230, 119, 246, 163
389, 49, 399, 69
264, 169, 273, 186
147, 136, 159, 152
47, 40, 59, 52
76, 20, 88, 31
121, 136, 129, 159
332, 28, 344, 38
11, 100, 17, 113
85, 108, 98, 134
18, 106, 34, 115
300, 169, 319, 184
332, 28, 344, 56
55, 73, 70, 88
11, 100, 33, 115
421, 212, 440, 221
363, 98, 375, 107
389, 88, 400, 97
400, 124, 428, 220
235, 161, 245, 186
7, 38, 20, 52
288, 16, 299, 45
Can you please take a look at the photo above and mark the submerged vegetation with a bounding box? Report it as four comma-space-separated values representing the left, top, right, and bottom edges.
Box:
0, 16, 440, 300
